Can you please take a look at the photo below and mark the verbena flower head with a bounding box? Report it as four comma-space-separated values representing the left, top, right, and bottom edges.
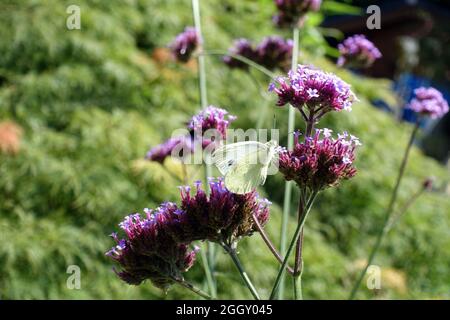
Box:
146, 136, 193, 163
170, 27, 200, 63
256, 36, 293, 71
224, 36, 293, 71
179, 179, 270, 246
279, 129, 360, 191
223, 39, 257, 70
106, 204, 198, 289
269, 64, 357, 116
273, 0, 322, 28
188, 106, 236, 147
337, 35, 382, 68
408, 87, 449, 119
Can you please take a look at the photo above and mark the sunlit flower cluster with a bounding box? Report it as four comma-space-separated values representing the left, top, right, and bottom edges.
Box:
337, 35, 382, 68
170, 27, 200, 63
107, 179, 270, 286
179, 179, 270, 245
408, 87, 449, 119
273, 0, 321, 27
279, 129, 360, 191
224, 36, 293, 71
269, 65, 357, 116
106, 204, 199, 288
188, 106, 236, 148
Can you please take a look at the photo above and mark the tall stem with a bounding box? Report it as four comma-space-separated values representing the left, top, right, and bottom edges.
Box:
192, 0, 207, 109
348, 121, 420, 300
192, 0, 216, 298
199, 242, 216, 298
223, 244, 261, 300
270, 191, 318, 300
252, 214, 295, 275
279, 25, 300, 300
173, 277, 212, 300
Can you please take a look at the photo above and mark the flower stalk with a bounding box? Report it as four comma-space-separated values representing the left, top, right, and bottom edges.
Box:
173, 276, 212, 300
278, 25, 300, 300
192, 0, 216, 298
348, 121, 420, 300
270, 191, 318, 300
222, 243, 261, 300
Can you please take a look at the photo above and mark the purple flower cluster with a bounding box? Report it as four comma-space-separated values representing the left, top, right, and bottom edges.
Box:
170, 27, 200, 63
256, 36, 294, 71
269, 65, 357, 116
188, 106, 237, 148
106, 204, 199, 288
223, 39, 257, 70
337, 35, 382, 68
224, 36, 293, 71
107, 179, 270, 286
179, 179, 270, 245
273, 0, 322, 28
279, 129, 360, 191
146, 106, 236, 163
145, 136, 193, 163
408, 87, 449, 119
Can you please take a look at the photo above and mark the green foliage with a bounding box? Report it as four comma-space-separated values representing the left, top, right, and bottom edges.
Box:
0, 0, 448, 299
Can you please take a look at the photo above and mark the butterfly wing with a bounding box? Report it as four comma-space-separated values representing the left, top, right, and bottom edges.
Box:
223, 145, 273, 194
212, 141, 267, 175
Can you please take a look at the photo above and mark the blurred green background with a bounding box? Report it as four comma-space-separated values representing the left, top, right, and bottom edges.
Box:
0, 0, 448, 299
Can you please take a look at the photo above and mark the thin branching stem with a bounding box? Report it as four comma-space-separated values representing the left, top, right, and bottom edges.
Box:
270, 191, 318, 300
252, 214, 295, 275
348, 121, 420, 300
222, 243, 261, 300
173, 276, 212, 300
279, 25, 300, 300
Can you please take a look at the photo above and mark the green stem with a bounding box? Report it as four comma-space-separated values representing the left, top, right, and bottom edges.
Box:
192, 0, 216, 298
271, 191, 318, 300
252, 214, 295, 275
192, 0, 207, 108
174, 277, 212, 300
348, 121, 420, 300
278, 25, 300, 300
223, 244, 261, 300
386, 186, 425, 232
199, 242, 216, 298
293, 271, 303, 300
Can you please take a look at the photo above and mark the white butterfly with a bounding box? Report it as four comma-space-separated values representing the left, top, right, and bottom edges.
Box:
212, 140, 279, 194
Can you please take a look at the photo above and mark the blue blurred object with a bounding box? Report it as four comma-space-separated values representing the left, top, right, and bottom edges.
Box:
394, 73, 450, 124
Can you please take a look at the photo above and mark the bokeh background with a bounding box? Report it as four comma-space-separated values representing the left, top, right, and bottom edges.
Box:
0, 0, 449, 299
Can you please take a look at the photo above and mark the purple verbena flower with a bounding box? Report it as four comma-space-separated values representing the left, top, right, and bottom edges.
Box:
146, 136, 193, 163
106, 203, 198, 289
224, 36, 293, 72
179, 178, 270, 246
273, 0, 322, 28
188, 106, 236, 148
337, 35, 382, 68
279, 129, 360, 191
269, 64, 357, 116
223, 39, 258, 70
408, 87, 449, 119
255, 36, 293, 71
170, 27, 200, 63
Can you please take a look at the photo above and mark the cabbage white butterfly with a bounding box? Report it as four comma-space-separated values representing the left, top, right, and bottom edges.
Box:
212, 140, 279, 194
